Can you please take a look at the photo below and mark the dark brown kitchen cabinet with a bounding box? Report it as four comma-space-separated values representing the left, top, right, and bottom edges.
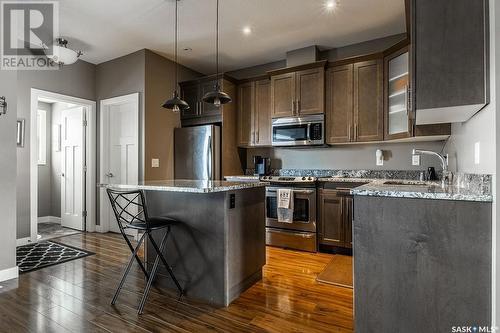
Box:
180, 83, 199, 119
326, 64, 354, 143
179, 75, 236, 125
384, 46, 412, 140
237, 81, 254, 147
270, 62, 325, 118
325, 59, 383, 144
319, 188, 353, 248
254, 79, 272, 145
270, 72, 295, 118
295, 67, 325, 115
353, 59, 384, 142
199, 80, 221, 117
237, 79, 272, 147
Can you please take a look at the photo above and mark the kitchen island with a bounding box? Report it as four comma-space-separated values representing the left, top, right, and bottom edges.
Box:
101, 180, 267, 306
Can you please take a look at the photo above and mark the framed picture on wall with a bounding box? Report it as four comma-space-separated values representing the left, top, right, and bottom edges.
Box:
17, 119, 25, 147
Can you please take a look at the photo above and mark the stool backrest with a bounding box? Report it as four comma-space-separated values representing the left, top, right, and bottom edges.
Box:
106, 189, 150, 230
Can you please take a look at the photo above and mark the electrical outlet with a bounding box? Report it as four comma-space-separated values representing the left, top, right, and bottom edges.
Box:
474, 142, 480, 165
151, 158, 160, 168
412, 154, 421, 166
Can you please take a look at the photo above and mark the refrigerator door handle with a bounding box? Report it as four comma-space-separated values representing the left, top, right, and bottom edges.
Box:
207, 136, 212, 180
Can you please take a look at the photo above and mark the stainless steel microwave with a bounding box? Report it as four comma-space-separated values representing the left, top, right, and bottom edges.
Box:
271, 114, 324, 147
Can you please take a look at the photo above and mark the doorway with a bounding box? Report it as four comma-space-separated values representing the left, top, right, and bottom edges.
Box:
99, 93, 139, 235
30, 89, 96, 243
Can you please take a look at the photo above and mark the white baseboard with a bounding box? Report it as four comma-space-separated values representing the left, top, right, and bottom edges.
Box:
16, 237, 31, 246
95, 225, 106, 233
0, 266, 18, 282
38, 216, 61, 224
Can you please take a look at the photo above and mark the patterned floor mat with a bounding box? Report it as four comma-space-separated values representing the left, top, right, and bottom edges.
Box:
16, 241, 94, 273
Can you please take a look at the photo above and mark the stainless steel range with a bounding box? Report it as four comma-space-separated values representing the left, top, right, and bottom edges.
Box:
261, 176, 317, 252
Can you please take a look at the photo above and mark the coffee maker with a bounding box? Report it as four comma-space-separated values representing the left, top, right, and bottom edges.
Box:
253, 156, 271, 176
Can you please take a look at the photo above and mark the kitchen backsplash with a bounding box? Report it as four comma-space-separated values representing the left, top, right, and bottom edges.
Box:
244, 168, 492, 194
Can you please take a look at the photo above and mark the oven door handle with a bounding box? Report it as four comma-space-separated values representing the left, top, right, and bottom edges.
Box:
307, 123, 311, 141
266, 189, 315, 195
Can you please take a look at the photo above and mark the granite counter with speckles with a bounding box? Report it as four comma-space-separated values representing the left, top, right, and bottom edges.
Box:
349, 179, 492, 202
98, 179, 267, 193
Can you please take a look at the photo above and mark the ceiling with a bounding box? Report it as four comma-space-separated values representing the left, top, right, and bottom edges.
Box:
59, 0, 406, 74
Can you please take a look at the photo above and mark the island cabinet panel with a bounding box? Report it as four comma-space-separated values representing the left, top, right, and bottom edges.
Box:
326, 64, 354, 143
295, 67, 325, 115
145, 186, 266, 307
237, 79, 271, 147
353, 59, 384, 142
254, 79, 272, 146
271, 72, 296, 118
353, 196, 492, 333
237, 81, 255, 146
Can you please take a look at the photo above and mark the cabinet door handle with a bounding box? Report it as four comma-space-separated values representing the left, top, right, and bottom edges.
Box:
354, 123, 358, 140
348, 126, 351, 142
291, 100, 295, 114
296, 100, 300, 113
256, 131, 260, 143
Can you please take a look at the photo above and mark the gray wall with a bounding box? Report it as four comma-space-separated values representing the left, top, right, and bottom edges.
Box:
37, 101, 52, 217
96, 49, 146, 181
17, 60, 96, 239
0, 70, 18, 271
246, 141, 444, 171
227, 34, 406, 80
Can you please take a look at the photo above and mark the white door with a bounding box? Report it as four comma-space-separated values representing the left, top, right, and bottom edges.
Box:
100, 93, 139, 234
61, 107, 86, 231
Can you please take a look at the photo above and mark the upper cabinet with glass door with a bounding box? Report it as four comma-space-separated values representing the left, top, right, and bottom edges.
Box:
385, 47, 412, 140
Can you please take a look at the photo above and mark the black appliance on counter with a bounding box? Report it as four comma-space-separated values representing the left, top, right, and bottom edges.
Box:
262, 176, 317, 252
253, 156, 271, 176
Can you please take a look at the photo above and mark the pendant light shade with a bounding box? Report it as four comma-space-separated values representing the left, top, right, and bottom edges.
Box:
202, 0, 232, 106
202, 85, 232, 107
162, 91, 190, 112
162, 0, 189, 112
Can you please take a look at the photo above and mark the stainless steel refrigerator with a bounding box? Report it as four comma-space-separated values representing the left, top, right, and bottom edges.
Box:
174, 125, 221, 180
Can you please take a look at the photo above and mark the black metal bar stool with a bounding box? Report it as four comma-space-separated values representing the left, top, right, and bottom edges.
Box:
106, 188, 183, 314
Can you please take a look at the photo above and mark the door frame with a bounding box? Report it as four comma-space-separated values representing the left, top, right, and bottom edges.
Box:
98, 93, 139, 234
29, 89, 97, 244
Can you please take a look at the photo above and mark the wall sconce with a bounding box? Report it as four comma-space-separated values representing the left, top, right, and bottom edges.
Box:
0, 96, 6, 115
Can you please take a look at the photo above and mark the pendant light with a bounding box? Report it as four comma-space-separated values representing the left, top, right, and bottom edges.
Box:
162, 0, 189, 112
202, 0, 232, 107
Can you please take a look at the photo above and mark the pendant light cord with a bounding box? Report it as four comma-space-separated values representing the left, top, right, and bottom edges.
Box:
174, 0, 178, 93
216, 0, 219, 86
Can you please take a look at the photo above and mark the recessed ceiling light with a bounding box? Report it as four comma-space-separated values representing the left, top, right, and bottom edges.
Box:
325, 0, 338, 12
242, 26, 252, 35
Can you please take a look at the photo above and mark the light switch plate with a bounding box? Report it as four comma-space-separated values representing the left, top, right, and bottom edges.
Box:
412, 154, 421, 166
152, 158, 160, 168
474, 142, 480, 165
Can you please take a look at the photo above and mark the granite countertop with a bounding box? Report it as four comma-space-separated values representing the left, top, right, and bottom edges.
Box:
98, 180, 267, 193
348, 179, 493, 203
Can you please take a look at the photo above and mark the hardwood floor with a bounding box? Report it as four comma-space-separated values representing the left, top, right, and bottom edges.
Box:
2, 233, 353, 332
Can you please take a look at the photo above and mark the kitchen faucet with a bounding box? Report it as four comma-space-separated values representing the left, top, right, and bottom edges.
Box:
412, 149, 453, 187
